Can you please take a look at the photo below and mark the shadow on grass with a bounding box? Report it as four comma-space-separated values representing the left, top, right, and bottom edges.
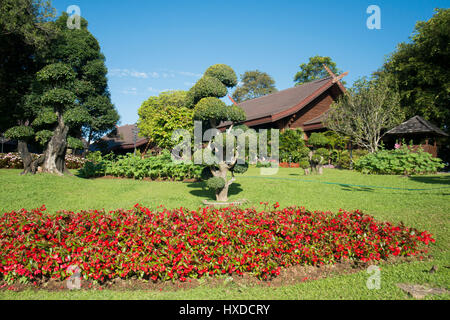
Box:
408, 175, 450, 185
185, 181, 244, 200
339, 184, 375, 192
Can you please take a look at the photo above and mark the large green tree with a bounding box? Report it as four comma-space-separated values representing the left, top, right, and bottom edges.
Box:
325, 75, 403, 153
4, 13, 119, 175
232, 70, 277, 103
383, 8, 450, 131
189, 64, 247, 202
294, 55, 345, 86
50, 14, 119, 150
0, 0, 56, 135
138, 90, 194, 150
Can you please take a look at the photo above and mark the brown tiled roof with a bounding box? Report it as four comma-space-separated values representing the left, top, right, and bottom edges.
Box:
386, 116, 448, 136
220, 77, 339, 128
101, 124, 148, 150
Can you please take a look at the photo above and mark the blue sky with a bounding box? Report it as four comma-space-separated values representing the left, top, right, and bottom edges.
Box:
52, 0, 448, 125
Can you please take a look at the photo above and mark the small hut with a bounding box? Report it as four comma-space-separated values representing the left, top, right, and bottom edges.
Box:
385, 116, 448, 157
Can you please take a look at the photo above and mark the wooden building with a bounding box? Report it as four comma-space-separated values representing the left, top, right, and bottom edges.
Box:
90, 124, 149, 155
219, 71, 347, 136
385, 115, 448, 157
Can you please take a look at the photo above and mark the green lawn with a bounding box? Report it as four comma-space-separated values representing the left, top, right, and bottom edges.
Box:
0, 167, 449, 300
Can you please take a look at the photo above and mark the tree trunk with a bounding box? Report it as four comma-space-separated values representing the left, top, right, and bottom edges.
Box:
41, 112, 70, 175
318, 165, 323, 175
212, 163, 235, 202
17, 140, 35, 175
216, 184, 230, 202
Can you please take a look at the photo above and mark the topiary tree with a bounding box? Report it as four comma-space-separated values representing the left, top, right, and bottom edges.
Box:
191, 64, 247, 202
307, 132, 329, 149
35, 62, 78, 174
302, 133, 331, 175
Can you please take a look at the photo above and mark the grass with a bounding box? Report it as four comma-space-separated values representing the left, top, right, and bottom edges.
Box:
0, 167, 449, 300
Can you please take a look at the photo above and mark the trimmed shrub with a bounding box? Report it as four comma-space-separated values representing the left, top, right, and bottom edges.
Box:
204, 64, 238, 87
355, 146, 445, 175
78, 151, 203, 181
188, 76, 227, 105
206, 177, 226, 191
336, 149, 369, 169
308, 132, 329, 148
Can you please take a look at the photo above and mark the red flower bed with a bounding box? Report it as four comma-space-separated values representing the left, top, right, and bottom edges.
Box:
0, 204, 434, 284
279, 162, 300, 168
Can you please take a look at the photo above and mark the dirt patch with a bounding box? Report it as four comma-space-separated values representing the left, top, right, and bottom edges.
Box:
0, 256, 424, 293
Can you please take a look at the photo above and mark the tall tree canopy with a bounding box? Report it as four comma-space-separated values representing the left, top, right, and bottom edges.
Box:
0, 0, 56, 134
294, 56, 345, 86
3, 12, 119, 175
138, 90, 193, 150
325, 75, 403, 153
232, 70, 277, 103
383, 8, 450, 131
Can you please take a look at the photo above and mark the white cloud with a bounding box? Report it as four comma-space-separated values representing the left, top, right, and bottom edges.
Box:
122, 88, 138, 95
110, 69, 159, 79
162, 72, 175, 79
129, 71, 149, 79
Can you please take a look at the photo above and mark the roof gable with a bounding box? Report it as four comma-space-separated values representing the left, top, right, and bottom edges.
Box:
219, 76, 345, 128
237, 77, 333, 122
387, 116, 448, 136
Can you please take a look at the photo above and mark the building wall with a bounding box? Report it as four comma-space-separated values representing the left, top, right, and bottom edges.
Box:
238, 84, 344, 136
289, 90, 335, 130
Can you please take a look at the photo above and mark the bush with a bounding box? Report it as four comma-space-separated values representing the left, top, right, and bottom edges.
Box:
335, 149, 369, 169
355, 146, 445, 175
0, 204, 434, 284
206, 177, 226, 191
85, 151, 103, 163
315, 148, 330, 162
65, 154, 88, 169
280, 147, 310, 163
188, 76, 227, 105
78, 151, 203, 181
232, 162, 249, 174
279, 129, 306, 162
0, 153, 87, 170
77, 161, 106, 178
299, 159, 310, 169
0, 153, 25, 169
204, 64, 238, 87
308, 132, 329, 148
255, 161, 272, 168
